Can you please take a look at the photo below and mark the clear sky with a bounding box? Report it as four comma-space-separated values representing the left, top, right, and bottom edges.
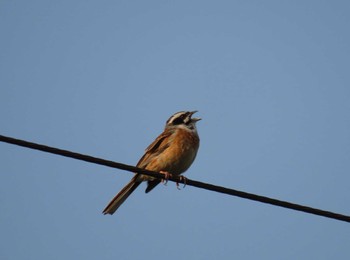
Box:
1, 1, 350, 259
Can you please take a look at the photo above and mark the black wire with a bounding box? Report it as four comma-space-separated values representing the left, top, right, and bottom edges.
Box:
1, 134, 349, 223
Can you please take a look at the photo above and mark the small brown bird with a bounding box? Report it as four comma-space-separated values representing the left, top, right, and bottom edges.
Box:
103, 111, 201, 215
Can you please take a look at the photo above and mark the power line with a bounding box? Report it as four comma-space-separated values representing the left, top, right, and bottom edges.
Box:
1, 134, 349, 223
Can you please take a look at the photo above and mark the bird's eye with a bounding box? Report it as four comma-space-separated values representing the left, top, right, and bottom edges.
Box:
172, 116, 184, 125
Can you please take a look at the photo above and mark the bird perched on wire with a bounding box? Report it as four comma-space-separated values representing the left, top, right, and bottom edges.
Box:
103, 111, 201, 215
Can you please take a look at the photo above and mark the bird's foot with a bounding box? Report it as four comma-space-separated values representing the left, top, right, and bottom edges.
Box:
160, 171, 172, 185
176, 175, 187, 190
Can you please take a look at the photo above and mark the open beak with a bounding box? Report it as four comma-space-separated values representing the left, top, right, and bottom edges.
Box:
190, 111, 201, 122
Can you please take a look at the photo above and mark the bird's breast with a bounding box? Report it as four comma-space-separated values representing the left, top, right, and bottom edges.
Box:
146, 128, 199, 175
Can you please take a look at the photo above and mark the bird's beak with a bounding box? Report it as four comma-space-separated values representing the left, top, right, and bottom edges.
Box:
190, 111, 201, 122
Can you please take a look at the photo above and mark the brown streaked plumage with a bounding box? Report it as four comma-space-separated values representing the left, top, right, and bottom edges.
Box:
102, 111, 201, 215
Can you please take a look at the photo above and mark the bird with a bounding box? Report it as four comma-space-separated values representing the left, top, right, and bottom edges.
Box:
102, 110, 201, 215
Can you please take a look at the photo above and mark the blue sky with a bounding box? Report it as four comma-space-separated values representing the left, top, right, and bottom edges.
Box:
1, 1, 350, 259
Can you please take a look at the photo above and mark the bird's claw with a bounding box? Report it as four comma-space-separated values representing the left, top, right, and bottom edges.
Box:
176, 176, 187, 190
160, 171, 172, 185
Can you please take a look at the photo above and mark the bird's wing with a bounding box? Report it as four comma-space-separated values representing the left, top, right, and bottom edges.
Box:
136, 130, 173, 168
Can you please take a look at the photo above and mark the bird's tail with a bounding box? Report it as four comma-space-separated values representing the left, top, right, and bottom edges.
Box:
103, 175, 141, 215
145, 179, 161, 193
